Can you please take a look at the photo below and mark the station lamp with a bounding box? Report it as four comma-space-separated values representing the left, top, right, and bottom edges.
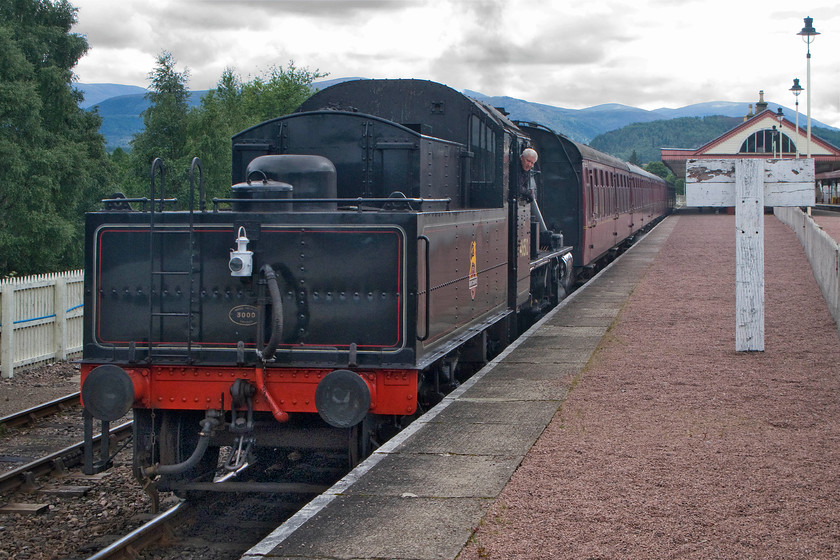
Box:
797, 16, 819, 158
789, 78, 803, 159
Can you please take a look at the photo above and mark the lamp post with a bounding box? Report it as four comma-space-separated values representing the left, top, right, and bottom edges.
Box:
797, 16, 819, 158
790, 78, 803, 159
776, 107, 784, 158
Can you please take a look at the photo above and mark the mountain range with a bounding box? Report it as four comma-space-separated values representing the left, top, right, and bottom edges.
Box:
76, 81, 837, 152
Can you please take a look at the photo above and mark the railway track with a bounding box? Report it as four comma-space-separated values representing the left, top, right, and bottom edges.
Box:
0, 393, 347, 559
84, 489, 326, 560
0, 420, 132, 493
83, 457, 339, 560
0, 391, 81, 430
0, 391, 132, 492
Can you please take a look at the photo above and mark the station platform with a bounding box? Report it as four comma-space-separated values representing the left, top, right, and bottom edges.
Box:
810, 207, 840, 241
242, 210, 840, 560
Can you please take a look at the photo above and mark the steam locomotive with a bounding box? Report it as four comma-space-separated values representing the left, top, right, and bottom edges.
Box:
79, 79, 669, 499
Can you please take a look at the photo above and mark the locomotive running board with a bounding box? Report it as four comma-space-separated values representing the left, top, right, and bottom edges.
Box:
416, 308, 513, 371
529, 246, 573, 272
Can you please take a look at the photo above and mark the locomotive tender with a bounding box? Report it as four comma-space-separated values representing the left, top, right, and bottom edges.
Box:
80, 79, 669, 496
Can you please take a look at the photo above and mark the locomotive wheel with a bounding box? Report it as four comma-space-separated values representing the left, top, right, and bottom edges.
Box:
132, 409, 157, 486
158, 410, 219, 488
348, 415, 381, 468
550, 262, 565, 306
550, 257, 573, 305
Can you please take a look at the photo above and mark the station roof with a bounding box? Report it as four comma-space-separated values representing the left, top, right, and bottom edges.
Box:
661, 109, 840, 179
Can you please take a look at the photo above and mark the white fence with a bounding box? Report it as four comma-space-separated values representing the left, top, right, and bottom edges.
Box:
0, 270, 84, 378
775, 207, 840, 331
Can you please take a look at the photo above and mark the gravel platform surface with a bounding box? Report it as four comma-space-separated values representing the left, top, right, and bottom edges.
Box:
811, 209, 840, 241
459, 212, 840, 560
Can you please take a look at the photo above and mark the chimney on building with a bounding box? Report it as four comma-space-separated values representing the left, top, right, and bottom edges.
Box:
755, 90, 768, 113
745, 103, 754, 121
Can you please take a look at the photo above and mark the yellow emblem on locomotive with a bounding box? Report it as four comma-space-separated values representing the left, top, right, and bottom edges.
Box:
469, 241, 478, 300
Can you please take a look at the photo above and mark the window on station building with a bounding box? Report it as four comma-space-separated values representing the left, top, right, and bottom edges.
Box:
739, 129, 797, 154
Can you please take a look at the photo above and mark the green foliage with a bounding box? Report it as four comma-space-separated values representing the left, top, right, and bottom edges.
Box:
590, 115, 743, 164
643, 161, 670, 179
112, 58, 326, 205
814, 126, 840, 150
118, 51, 193, 204
643, 161, 677, 189
0, 0, 111, 277
185, 62, 325, 200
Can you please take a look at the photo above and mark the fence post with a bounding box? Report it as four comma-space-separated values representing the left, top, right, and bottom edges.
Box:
1, 282, 14, 378
54, 276, 67, 362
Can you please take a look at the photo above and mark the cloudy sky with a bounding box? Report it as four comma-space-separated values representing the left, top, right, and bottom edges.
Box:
70, 0, 840, 127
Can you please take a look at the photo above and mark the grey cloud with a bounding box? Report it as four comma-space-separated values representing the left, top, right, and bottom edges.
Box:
178, 0, 418, 21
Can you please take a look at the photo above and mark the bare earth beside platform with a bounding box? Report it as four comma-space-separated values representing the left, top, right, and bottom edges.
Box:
459, 212, 840, 559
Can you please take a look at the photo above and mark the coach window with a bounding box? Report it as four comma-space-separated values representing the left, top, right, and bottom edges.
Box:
599, 170, 605, 218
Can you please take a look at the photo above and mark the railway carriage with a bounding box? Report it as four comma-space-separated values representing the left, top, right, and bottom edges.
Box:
519, 122, 670, 275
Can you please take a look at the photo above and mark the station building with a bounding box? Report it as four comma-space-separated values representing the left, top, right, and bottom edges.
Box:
661, 91, 840, 204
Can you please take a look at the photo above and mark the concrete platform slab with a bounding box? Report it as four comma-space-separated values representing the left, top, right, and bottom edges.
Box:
458, 376, 570, 402
429, 398, 559, 426
399, 418, 546, 456
527, 325, 610, 338
250, 495, 488, 560
344, 453, 522, 498
511, 334, 604, 357
475, 360, 582, 382
543, 311, 618, 328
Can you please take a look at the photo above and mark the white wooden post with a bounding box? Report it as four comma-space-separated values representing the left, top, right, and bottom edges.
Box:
735, 160, 764, 350
54, 276, 67, 362
686, 158, 815, 351
1, 282, 14, 378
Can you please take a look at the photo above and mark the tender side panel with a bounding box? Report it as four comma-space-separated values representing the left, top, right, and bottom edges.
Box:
417, 209, 509, 354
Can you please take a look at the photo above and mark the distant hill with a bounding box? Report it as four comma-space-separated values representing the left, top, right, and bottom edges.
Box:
88, 88, 206, 151
78, 80, 839, 154
591, 118, 840, 166
589, 116, 744, 164
76, 83, 147, 109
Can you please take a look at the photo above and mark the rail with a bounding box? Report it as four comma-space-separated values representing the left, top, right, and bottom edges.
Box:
0, 392, 80, 429
0, 420, 132, 494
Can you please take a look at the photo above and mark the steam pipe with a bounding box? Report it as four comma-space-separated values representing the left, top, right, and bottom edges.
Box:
143, 418, 216, 477
257, 264, 284, 361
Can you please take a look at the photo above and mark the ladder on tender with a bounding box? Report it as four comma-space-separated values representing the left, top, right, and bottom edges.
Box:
146, 157, 205, 363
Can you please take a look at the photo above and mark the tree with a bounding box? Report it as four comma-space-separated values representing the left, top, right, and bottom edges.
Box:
185, 62, 325, 198
628, 150, 640, 166
237, 62, 325, 124
123, 51, 192, 204
0, 0, 110, 277
643, 161, 671, 180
